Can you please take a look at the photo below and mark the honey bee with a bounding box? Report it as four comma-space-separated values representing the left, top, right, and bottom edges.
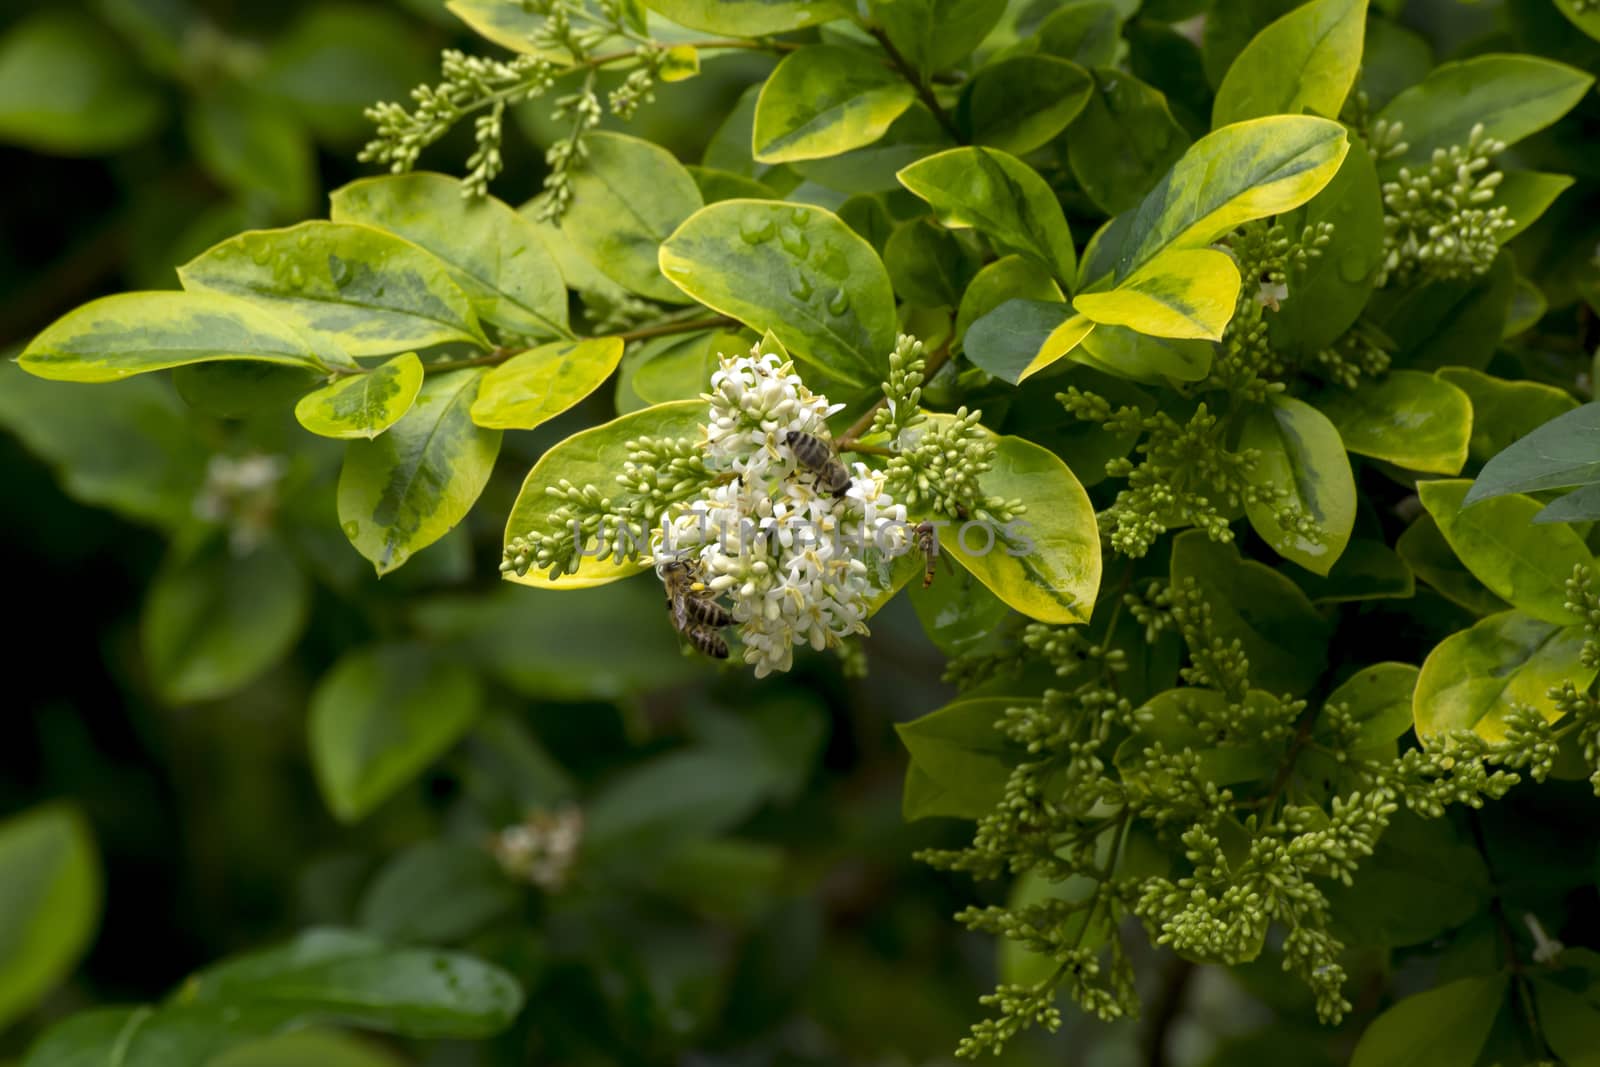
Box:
915, 521, 939, 588
659, 557, 733, 659
784, 430, 852, 497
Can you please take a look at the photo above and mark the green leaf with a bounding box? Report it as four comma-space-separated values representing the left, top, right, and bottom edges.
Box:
19, 291, 351, 382
1073, 248, 1241, 341
1436, 367, 1577, 465
1074, 324, 1213, 384
208, 1030, 408, 1067
960, 55, 1092, 156
1555, 0, 1600, 41
644, 0, 848, 35
1349, 975, 1505, 1067
1118, 688, 1282, 785
357, 841, 517, 945
1375, 54, 1594, 174
1495, 171, 1576, 244
1464, 402, 1600, 503
504, 400, 707, 588
630, 330, 734, 407
1292, 538, 1414, 605
870, 0, 1008, 75
1320, 662, 1418, 749
1170, 531, 1332, 695
955, 254, 1063, 344
310, 645, 483, 822
0, 12, 162, 154
1201, 0, 1301, 88
331, 173, 570, 341
1317, 370, 1472, 475
1536, 980, 1600, 1067
1395, 514, 1509, 617
0, 362, 208, 528
752, 45, 916, 164
295, 354, 424, 440
1536, 484, 1600, 525
1414, 611, 1594, 743
897, 147, 1078, 285
660, 200, 897, 389
1212, 0, 1367, 126
470, 337, 625, 430
790, 105, 955, 194
584, 747, 782, 861
1066, 68, 1191, 218
187, 88, 314, 218
1114, 116, 1350, 279
1419, 479, 1594, 625
187, 929, 521, 1038
895, 697, 1017, 820
999, 871, 1109, 984
0, 805, 100, 1031
1324, 810, 1489, 947
1269, 131, 1384, 357
560, 131, 703, 305
174, 360, 323, 419
1036, 2, 1124, 67
964, 301, 1094, 384
142, 535, 310, 704
178, 222, 490, 357
929, 420, 1101, 624
1239, 396, 1356, 576
1504, 274, 1548, 339
884, 218, 982, 308
337, 369, 502, 575
688, 165, 776, 203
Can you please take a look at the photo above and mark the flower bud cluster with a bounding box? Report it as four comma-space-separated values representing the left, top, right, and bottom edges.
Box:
1377, 122, 1514, 286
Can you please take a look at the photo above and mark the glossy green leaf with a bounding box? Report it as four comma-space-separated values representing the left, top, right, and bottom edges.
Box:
1414, 611, 1593, 743
1269, 132, 1384, 357
1074, 324, 1213, 384
1368, 251, 1515, 372
871, 0, 1008, 75
688, 165, 775, 203
1537, 980, 1600, 1067
207, 1030, 408, 1067
1349, 975, 1504, 1067
504, 400, 707, 588
470, 337, 625, 430
884, 218, 981, 307
1201, 0, 1301, 87
331, 173, 569, 341
295, 354, 424, 440
337, 369, 502, 575
1119, 688, 1282, 785
1464, 402, 1600, 503
0, 805, 100, 1031
1213, 0, 1367, 126
962, 300, 1093, 384
1375, 54, 1593, 174
357, 841, 517, 945
752, 45, 915, 164
1037, 2, 1124, 67
630, 330, 736, 408
186, 928, 520, 1038
955, 254, 1062, 343
1495, 171, 1575, 244
1420, 479, 1593, 625
310, 645, 483, 822
178, 222, 490, 356
1555, 0, 1600, 40
560, 131, 703, 304
1536, 483, 1600, 525
1066, 68, 1190, 218
645, 0, 848, 35
1503, 274, 1548, 338
790, 105, 954, 195
960, 55, 1092, 156
1240, 396, 1356, 576
1292, 538, 1414, 605
1320, 662, 1418, 749
1317, 370, 1471, 475
0, 12, 162, 154
660, 200, 896, 389
929, 421, 1101, 624
1395, 514, 1509, 617
1114, 116, 1350, 279
1170, 531, 1332, 695
895, 697, 1017, 820
897, 147, 1077, 284
1324, 810, 1488, 947
19, 290, 351, 382
142, 535, 310, 704
1436, 367, 1577, 465
1073, 248, 1241, 341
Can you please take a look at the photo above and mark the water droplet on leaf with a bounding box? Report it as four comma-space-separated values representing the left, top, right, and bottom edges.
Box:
739, 213, 775, 244
827, 288, 849, 315
789, 274, 813, 300
778, 225, 809, 257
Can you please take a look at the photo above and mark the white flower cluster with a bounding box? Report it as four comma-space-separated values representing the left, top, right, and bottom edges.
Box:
658, 345, 912, 677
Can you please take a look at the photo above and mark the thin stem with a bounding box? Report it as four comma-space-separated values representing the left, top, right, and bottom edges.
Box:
865, 24, 963, 143
401, 315, 737, 376
1467, 810, 1550, 1063
837, 334, 954, 446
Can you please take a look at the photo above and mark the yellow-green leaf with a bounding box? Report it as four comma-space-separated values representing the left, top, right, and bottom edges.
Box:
178, 221, 489, 356
0, 804, 101, 1031
294, 353, 424, 440
1075, 325, 1213, 384
960, 54, 1092, 156
331, 173, 569, 341
643, 0, 848, 35
470, 337, 625, 430
955, 254, 1062, 343
1213, 0, 1367, 126
752, 45, 915, 163
1240, 395, 1356, 576
19, 290, 351, 382
961, 299, 1093, 384
929, 419, 1101, 625
1316, 370, 1472, 475
338, 369, 501, 575
1414, 611, 1594, 743
1073, 248, 1241, 341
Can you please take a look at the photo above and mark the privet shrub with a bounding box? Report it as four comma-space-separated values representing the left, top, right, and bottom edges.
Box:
11, 0, 1600, 1062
